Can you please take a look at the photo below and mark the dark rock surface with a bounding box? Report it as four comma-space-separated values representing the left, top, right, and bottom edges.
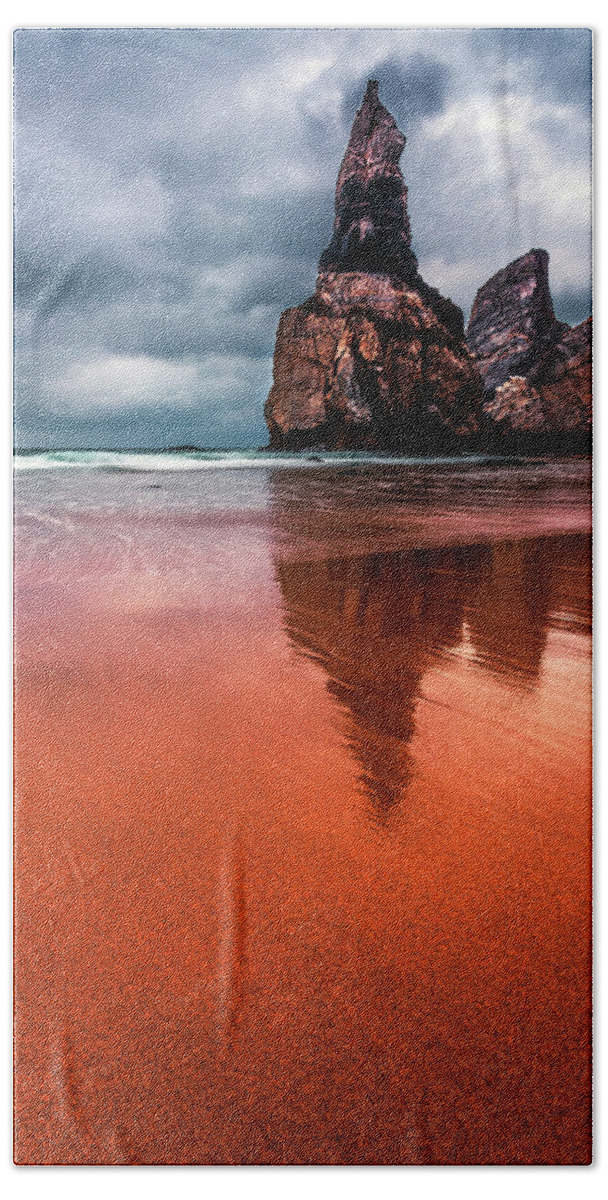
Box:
466, 250, 566, 392
318, 80, 419, 282
265, 81, 484, 453
529, 317, 592, 434
467, 252, 591, 446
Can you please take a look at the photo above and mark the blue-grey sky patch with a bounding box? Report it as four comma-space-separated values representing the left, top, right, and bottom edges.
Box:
13, 27, 592, 449
341, 53, 451, 129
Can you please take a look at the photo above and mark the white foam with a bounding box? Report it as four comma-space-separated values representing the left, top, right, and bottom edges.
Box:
13, 449, 496, 473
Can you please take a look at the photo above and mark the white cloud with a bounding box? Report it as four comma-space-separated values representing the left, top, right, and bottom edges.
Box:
39, 351, 274, 427
49, 355, 199, 412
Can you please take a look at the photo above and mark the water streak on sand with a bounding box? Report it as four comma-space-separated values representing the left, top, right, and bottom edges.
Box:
217, 835, 248, 1050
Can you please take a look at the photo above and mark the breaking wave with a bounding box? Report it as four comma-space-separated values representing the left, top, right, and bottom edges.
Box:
14, 448, 494, 472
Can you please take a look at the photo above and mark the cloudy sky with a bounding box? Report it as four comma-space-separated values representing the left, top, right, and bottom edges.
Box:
14, 27, 592, 449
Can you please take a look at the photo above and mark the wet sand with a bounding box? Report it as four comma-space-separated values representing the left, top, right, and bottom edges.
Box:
14, 461, 592, 1164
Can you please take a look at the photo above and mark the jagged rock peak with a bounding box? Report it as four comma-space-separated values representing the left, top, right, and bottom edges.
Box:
318, 79, 417, 279
466, 249, 565, 391
466, 250, 591, 445
264, 78, 484, 454
336, 79, 407, 188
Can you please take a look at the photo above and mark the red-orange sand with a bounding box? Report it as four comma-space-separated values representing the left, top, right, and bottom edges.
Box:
14, 462, 592, 1163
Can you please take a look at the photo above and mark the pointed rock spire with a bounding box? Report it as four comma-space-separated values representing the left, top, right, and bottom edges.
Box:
264, 79, 484, 453
318, 79, 418, 279
466, 250, 564, 390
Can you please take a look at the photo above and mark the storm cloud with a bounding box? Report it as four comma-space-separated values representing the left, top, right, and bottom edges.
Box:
13, 27, 592, 448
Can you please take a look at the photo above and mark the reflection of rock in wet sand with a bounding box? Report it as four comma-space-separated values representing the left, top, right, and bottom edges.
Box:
467, 540, 552, 685
275, 533, 590, 818
467, 534, 591, 684
276, 546, 483, 819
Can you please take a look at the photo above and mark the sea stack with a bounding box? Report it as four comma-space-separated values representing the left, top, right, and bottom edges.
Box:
467, 250, 592, 448
265, 81, 484, 453
466, 250, 565, 391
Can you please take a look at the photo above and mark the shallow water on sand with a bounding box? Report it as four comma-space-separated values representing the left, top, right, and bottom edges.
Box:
14, 460, 592, 1164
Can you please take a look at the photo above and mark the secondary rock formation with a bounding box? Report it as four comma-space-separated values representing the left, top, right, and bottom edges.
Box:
528, 317, 592, 433
466, 249, 565, 391
265, 81, 484, 453
467, 251, 591, 447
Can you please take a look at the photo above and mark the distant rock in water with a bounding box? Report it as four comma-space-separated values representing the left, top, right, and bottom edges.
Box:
467, 251, 591, 449
265, 80, 484, 454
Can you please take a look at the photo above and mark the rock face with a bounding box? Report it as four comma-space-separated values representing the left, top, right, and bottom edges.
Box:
528, 317, 592, 435
466, 250, 565, 391
318, 80, 417, 281
483, 376, 547, 433
265, 81, 484, 453
467, 251, 591, 445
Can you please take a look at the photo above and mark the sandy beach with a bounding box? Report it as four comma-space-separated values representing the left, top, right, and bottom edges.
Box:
13, 458, 592, 1164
